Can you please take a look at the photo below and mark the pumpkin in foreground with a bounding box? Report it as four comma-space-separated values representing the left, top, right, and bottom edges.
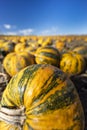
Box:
0, 64, 85, 130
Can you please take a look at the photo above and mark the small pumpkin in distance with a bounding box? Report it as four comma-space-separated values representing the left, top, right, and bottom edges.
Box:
0, 41, 15, 56
35, 46, 60, 67
60, 51, 86, 76
14, 43, 29, 53
3, 51, 35, 76
24, 46, 37, 56
0, 64, 85, 130
2, 42, 15, 52
55, 40, 66, 52
41, 38, 53, 47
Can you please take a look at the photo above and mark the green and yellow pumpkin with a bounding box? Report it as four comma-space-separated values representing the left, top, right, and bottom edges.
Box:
0, 41, 15, 55
14, 43, 29, 53
60, 51, 86, 76
73, 46, 87, 59
55, 41, 65, 52
0, 64, 85, 130
2, 42, 15, 52
35, 46, 60, 66
24, 46, 37, 56
41, 38, 53, 47
3, 52, 35, 76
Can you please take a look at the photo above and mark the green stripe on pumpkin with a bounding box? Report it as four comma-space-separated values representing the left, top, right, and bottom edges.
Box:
66, 124, 76, 130
38, 51, 59, 60
32, 69, 66, 104
18, 64, 42, 104
74, 57, 79, 74
26, 122, 34, 130
36, 58, 59, 65
30, 82, 76, 115
43, 46, 59, 53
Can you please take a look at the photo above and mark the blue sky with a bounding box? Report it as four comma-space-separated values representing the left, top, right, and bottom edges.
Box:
0, 0, 87, 35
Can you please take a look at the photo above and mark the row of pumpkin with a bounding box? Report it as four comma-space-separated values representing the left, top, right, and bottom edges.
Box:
0, 36, 87, 77
0, 35, 87, 130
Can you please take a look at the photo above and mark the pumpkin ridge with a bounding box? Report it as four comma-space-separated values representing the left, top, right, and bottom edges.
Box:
2, 93, 18, 108
31, 70, 66, 107
25, 122, 34, 130
74, 56, 79, 74
18, 64, 42, 105
42, 46, 59, 53
38, 51, 59, 60
29, 83, 76, 115
18, 64, 42, 88
32, 73, 54, 103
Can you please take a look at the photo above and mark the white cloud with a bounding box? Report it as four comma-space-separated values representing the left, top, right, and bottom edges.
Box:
2, 25, 87, 36
3, 24, 11, 29
19, 28, 34, 35
4, 31, 17, 35
3, 24, 17, 29
39, 27, 59, 35
3, 28, 34, 35
1, 27, 59, 36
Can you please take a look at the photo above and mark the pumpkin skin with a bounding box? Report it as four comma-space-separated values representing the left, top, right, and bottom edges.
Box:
3, 52, 35, 76
2, 42, 15, 52
73, 46, 87, 59
60, 51, 86, 76
24, 46, 37, 56
14, 43, 29, 53
0, 64, 85, 130
0, 42, 15, 56
55, 41, 65, 52
35, 46, 60, 66
41, 38, 53, 47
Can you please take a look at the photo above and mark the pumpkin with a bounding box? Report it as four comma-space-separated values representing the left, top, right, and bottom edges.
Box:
14, 43, 29, 53
60, 51, 86, 76
55, 41, 65, 52
2, 42, 15, 52
35, 46, 60, 66
37, 37, 44, 45
73, 46, 87, 59
24, 46, 37, 56
0, 64, 85, 130
3, 52, 35, 76
41, 38, 53, 47
0, 42, 15, 55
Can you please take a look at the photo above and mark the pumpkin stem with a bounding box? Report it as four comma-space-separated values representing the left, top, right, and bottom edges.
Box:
0, 106, 26, 130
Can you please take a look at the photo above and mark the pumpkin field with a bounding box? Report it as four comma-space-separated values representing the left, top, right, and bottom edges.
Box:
0, 35, 87, 130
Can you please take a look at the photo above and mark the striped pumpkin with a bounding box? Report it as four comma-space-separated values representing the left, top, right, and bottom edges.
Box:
60, 51, 86, 76
55, 41, 65, 52
0, 42, 15, 56
35, 46, 60, 66
24, 46, 37, 56
14, 43, 28, 53
0, 64, 85, 130
2, 42, 15, 53
41, 38, 53, 47
3, 52, 35, 76
73, 46, 87, 59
